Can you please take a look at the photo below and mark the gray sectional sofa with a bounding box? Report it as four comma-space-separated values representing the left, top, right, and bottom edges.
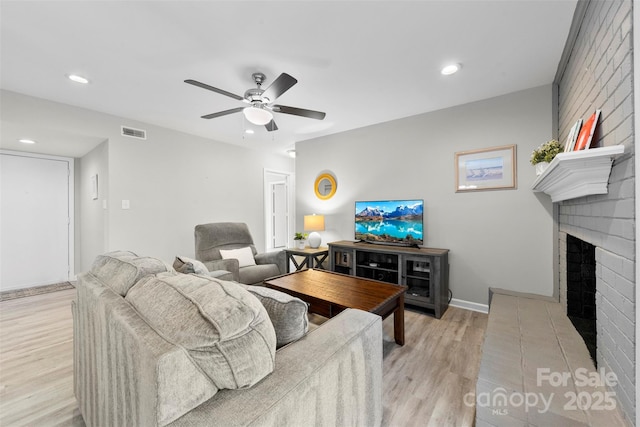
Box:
73, 251, 383, 427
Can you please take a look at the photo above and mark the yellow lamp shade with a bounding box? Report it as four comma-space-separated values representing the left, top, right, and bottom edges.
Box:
304, 214, 325, 248
304, 214, 325, 231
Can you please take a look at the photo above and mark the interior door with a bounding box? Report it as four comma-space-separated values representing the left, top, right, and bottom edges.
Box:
1, 152, 71, 290
264, 170, 293, 252
271, 181, 287, 249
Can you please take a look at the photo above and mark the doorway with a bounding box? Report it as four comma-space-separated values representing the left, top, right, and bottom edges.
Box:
264, 169, 294, 252
0, 151, 74, 290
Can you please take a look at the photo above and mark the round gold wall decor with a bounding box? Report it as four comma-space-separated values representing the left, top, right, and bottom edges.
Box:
314, 173, 337, 200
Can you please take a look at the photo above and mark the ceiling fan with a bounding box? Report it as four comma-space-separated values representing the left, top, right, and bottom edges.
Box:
185, 72, 326, 132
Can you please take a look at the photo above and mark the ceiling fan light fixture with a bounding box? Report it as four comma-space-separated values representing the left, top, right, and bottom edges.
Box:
243, 106, 273, 125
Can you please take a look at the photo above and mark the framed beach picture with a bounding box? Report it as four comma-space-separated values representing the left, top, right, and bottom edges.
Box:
455, 145, 516, 192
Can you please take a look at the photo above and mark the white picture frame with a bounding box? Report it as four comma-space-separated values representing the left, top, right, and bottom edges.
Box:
90, 174, 98, 200
564, 119, 583, 152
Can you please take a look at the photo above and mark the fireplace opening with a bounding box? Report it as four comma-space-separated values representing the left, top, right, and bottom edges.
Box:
566, 234, 596, 364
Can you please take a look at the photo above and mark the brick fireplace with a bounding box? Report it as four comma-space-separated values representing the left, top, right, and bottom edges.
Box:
557, 153, 635, 419
555, 0, 635, 422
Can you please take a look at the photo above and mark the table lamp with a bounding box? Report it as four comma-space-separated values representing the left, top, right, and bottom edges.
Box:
304, 214, 325, 249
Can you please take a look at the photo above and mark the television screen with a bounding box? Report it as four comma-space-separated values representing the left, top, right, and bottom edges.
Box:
355, 199, 424, 246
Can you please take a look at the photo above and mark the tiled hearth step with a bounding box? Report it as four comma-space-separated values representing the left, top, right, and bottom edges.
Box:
475, 289, 628, 427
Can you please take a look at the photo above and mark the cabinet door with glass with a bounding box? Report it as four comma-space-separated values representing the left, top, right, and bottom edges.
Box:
403, 256, 433, 304
331, 248, 354, 275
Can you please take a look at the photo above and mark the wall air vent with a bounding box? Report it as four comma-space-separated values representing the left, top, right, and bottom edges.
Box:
121, 126, 147, 140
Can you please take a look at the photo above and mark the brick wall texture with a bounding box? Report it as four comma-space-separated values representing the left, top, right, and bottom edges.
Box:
556, 0, 635, 422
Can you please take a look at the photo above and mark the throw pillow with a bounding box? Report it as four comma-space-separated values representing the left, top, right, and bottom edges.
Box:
125, 273, 276, 389
219, 246, 256, 268
90, 251, 171, 296
240, 284, 309, 348
173, 256, 209, 275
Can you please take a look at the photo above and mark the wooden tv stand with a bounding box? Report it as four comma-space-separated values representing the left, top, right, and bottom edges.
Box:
328, 240, 450, 318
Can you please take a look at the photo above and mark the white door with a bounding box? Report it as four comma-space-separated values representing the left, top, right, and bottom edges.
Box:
264, 170, 293, 252
1, 152, 72, 290
271, 181, 287, 249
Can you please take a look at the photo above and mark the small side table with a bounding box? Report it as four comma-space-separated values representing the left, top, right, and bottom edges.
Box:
284, 247, 329, 273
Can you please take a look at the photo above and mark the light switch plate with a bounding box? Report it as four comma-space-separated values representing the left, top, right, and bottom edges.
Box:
122, 200, 130, 209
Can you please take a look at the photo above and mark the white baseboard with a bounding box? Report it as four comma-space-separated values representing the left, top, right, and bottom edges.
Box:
450, 298, 489, 314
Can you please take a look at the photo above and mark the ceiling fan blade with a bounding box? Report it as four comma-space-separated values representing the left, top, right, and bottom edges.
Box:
261, 73, 297, 102
201, 107, 244, 119
265, 119, 278, 132
272, 105, 326, 120
185, 79, 244, 101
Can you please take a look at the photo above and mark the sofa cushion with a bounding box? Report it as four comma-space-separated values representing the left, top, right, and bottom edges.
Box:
125, 273, 276, 390
90, 250, 171, 296
75, 271, 218, 426
240, 285, 309, 348
173, 255, 209, 275
220, 246, 256, 267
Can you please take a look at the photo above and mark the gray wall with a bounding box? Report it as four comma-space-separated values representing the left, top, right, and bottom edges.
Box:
556, 0, 635, 421
104, 128, 293, 266
79, 141, 109, 271
296, 85, 555, 307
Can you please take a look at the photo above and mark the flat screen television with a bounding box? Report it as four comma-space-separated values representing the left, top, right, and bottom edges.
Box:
355, 199, 424, 246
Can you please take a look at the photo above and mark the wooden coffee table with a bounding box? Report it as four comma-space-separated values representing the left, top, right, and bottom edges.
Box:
264, 269, 407, 345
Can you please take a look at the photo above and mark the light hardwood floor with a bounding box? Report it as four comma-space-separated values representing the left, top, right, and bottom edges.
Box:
0, 289, 487, 427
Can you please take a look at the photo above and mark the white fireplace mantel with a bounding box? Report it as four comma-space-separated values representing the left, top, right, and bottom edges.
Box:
531, 145, 625, 203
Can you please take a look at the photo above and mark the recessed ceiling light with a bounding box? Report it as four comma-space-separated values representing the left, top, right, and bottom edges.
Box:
19, 138, 36, 144
245, 129, 255, 134
441, 63, 462, 75
67, 74, 89, 84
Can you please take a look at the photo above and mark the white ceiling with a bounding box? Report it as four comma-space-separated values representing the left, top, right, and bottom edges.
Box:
0, 0, 577, 158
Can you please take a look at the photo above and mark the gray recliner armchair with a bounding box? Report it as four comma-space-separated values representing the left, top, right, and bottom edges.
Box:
195, 222, 286, 284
